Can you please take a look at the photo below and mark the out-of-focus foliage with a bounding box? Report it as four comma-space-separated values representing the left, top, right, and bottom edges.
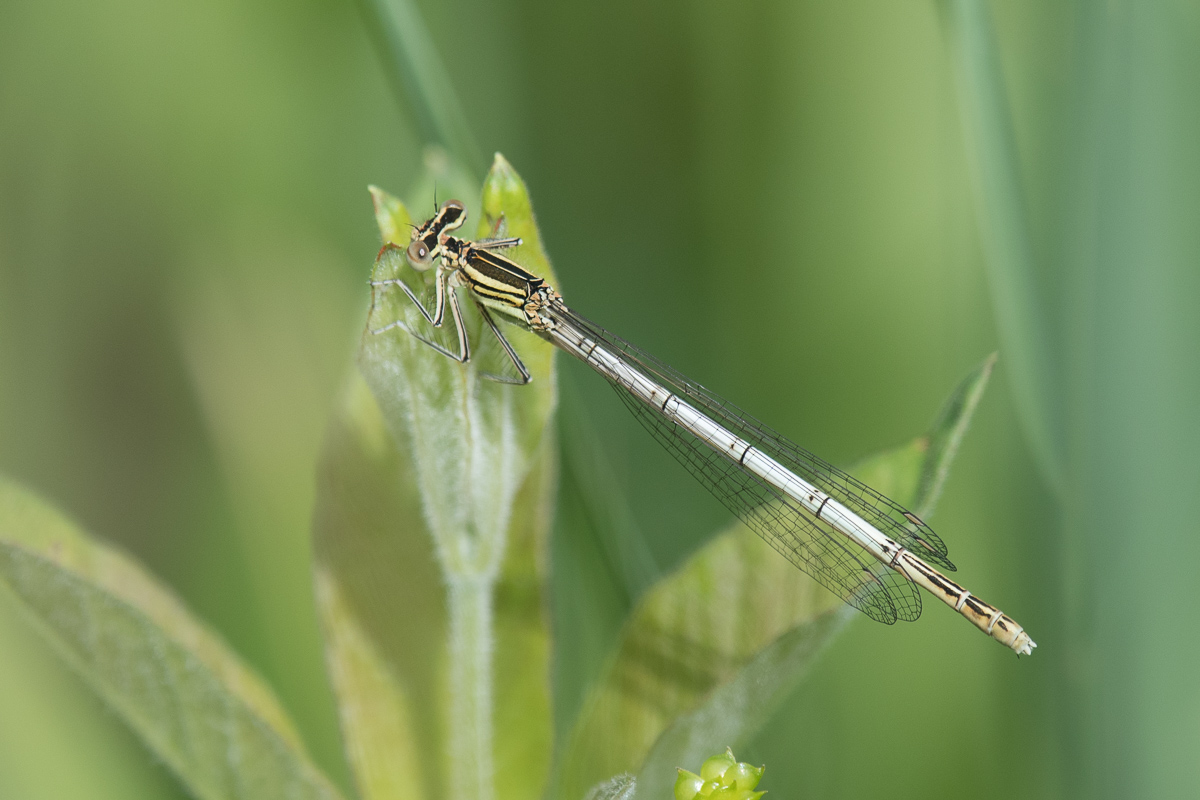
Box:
2, 0, 1198, 799
0, 131, 993, 800
0, 479, 345, 800
942, 4, 1200, 798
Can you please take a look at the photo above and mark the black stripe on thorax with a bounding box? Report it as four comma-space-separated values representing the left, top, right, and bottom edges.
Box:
471, 283, 525, 307
464, 247, 544, 291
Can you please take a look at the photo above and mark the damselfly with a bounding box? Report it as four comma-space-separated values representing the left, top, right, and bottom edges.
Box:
369, 200, 1036, 655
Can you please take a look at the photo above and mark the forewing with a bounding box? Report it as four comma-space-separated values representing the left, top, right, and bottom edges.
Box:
558, 309, 924, 624
573, 314, 955, 572
609, 377, 921, 623
739, 433, 955, 570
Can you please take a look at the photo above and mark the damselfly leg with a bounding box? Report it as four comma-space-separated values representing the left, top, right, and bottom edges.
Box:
367, 210, 531, 383
370, 244, 451, 328
473, 300, 532, 384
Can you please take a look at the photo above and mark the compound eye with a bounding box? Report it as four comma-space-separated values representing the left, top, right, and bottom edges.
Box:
407, 240, 434, 269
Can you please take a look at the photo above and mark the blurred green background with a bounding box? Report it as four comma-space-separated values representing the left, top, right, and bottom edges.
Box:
2, 0, 1198, 798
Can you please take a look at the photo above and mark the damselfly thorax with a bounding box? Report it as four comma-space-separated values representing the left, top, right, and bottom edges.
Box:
438, 235, 563, 332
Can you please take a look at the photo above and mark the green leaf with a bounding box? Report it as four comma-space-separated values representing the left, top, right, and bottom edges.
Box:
314, 154, 557, 800
553, 516, 846, 800
631, 609, 848, 800
0, 478, 344, 800
553, 356, 995, 800
912, 351, 996, 516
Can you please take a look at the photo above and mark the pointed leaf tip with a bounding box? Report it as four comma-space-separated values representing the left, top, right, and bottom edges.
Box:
479, 156, 556, 288
482, 152, 531, 219
492, 151, 514, 173
912, 352, 999, 517
368, 186, 411, 247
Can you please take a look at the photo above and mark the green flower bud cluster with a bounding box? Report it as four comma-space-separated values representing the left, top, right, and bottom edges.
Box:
674, 748, 765, 800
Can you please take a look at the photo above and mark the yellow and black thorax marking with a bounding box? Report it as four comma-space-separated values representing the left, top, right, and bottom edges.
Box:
441, 236, 551, 320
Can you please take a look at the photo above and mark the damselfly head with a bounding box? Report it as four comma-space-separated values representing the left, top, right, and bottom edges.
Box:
407, 200, 467, 270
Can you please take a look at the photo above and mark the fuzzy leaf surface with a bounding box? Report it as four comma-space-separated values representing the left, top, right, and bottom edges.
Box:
314, 154, 558, 800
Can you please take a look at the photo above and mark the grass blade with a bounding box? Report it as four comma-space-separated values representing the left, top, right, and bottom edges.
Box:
943, 0, 1064, 495
356, 0, 485, 176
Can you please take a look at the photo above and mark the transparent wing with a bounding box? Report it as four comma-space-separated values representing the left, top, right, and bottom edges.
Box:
551, 307, 934, 624
558, 308, 954, 571
610, 376, 921, 623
